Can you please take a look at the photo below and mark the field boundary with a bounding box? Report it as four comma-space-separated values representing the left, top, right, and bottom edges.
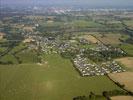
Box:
106, 74, 133, 96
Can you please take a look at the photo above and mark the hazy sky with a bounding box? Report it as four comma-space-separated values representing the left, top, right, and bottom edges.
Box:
1, 0, 133, 7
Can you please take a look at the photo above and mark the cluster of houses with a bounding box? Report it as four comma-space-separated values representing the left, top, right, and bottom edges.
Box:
90, 44, 125, 55
22, 32, 126, 77
73, 55, 125, 76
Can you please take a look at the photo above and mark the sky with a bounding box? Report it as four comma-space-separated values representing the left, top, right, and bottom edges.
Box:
1, 0, 133, 8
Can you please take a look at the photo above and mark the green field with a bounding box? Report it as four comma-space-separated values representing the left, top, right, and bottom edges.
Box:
71, 20, 104, 28
120, 44, 133, 56
0, 54, 122, 100
123, 20, 133, 28
93, 33, 129, 46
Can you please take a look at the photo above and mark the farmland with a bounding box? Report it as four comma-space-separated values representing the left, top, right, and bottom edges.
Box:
115, 57, 133, 71
123, 20, 133, 29
111, 96, 133, 100
94, 33, 129, 46
109, 57, 133, 92
109, 72, 133, 92
0, 7, 133, 100
0, 54, 122, 100
120, 44, 133, 56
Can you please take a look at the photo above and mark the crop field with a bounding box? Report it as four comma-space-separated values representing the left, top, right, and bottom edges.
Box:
94, 33, 129, 45
111, 96, 133, 100
0, 54, 122, 100
109, 72, 133, 92
115, 57, 133, 71
109, 57, 133, 92
83, 35, 101, 44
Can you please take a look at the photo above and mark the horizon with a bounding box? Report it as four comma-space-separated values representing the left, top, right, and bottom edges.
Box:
1, 0, 133, 8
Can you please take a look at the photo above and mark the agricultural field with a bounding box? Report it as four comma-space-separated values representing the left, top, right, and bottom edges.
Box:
82, 35, 101, 44
0, 54, 18, 64
0, 7, 133, 100
120, 44, 133, 56
111, 96, 133, 100
115, 57, 133, 71
109, 72, 133, 92
0, 54, 122, 100
109, 57, 133, 92
123, 20, 133, 29
71, 20, 104, 28
94, 33, 129, 46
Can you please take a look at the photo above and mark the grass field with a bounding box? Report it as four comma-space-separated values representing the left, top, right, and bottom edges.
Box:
0, 54, 122, 100
123, 20, 133, 28
0, 54, 18, 64
94, 33, 129, 45
16, 50, 39, 63
120, 44, 133, 56
71, 20, 104, 28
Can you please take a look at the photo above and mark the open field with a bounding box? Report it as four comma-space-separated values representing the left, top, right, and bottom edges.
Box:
0, 54, 18, 64
83, 35, 101, 44
115, 57, 133, 71
0, 54, 122, 100
94, 33, 129, 45
71, 20, 104, 28
120, 44, 133, 56
124, 20, 133, 28
109, 72, 133, 92
109, 57, 133, 92
111, 96, 133, 100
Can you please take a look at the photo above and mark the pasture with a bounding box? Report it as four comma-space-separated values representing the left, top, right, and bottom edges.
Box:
120, 44, 133, 56
0, 54, 122, 100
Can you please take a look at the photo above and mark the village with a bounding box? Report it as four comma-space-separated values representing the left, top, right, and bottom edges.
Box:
21, 29, 127, 76
0, 5, 133, 100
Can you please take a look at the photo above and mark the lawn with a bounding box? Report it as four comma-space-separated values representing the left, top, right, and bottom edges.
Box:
0, 54, 122, 100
